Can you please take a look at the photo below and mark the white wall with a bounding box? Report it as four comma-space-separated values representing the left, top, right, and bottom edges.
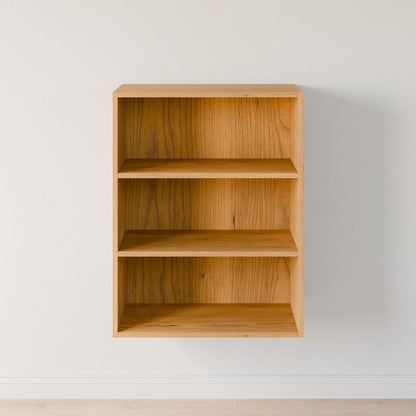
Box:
1, 0, 416, 398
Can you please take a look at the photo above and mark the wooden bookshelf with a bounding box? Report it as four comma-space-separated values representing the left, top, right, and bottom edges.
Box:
113, 84, 303, 337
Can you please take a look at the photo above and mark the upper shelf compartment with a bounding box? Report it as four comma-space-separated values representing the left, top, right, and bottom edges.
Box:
118, 158, 298, 178
115, 95, 301, 170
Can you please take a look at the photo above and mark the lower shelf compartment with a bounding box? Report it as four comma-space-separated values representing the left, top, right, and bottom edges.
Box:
117, 303, 298, 337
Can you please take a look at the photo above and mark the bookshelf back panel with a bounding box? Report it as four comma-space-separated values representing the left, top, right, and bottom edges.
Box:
120, 97, 294, 161
120, 178, 291, 231
121, 257, 290, 304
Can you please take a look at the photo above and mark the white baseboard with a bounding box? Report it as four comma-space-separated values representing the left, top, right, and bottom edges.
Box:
1, 375, 416, 399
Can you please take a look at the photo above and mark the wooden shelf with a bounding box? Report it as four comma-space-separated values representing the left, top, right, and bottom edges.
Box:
118, 159, 298, 178
118, 304, 298, 337
113, 84, 304, 337
118, 230, 298, 257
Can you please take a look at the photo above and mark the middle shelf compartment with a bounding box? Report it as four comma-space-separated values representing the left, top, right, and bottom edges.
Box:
118, 178, 293, 229
117, 177, 299, 257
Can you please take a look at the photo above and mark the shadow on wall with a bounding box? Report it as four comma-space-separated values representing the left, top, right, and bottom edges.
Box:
168, 89, 397, 374
302, 87, 394, 325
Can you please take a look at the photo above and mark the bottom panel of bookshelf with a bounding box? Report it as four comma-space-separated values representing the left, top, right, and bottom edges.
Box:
117, 303, 298, 337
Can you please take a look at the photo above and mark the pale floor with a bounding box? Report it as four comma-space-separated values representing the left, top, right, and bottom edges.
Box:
0, 400, 415, 416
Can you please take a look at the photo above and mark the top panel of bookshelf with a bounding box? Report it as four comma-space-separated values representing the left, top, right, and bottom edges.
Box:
114, 84, 303, 98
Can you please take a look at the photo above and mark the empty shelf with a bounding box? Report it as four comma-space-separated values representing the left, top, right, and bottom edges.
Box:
118, 303, 299, 337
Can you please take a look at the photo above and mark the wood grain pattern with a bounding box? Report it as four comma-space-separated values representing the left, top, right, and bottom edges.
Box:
118, 304, 298, 337
3, 400, 415, 416
289, 93, 304, 336
118, 230, 297, 257
117, 258, 127, 323
122, 257, 290, 304
122, 98, 292, 159
114, 84, 302, 97
113, 95, 123, 333
121, 179, 291, 231
117, 98, 126, 169
118, 159, 298, 178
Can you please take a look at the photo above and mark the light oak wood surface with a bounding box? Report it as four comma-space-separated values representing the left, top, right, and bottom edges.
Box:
118, 230, 297, 257
2, 400, 415, 416
114, 84, 302, 97
289, 92, 304, 335
122, 257, 290, 304
113, 93, 123, 330
119, 303, 298, 337
118, 158, 298, 178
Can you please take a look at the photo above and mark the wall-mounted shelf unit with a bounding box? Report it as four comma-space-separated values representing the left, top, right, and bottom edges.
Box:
113, 84, 303, 337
